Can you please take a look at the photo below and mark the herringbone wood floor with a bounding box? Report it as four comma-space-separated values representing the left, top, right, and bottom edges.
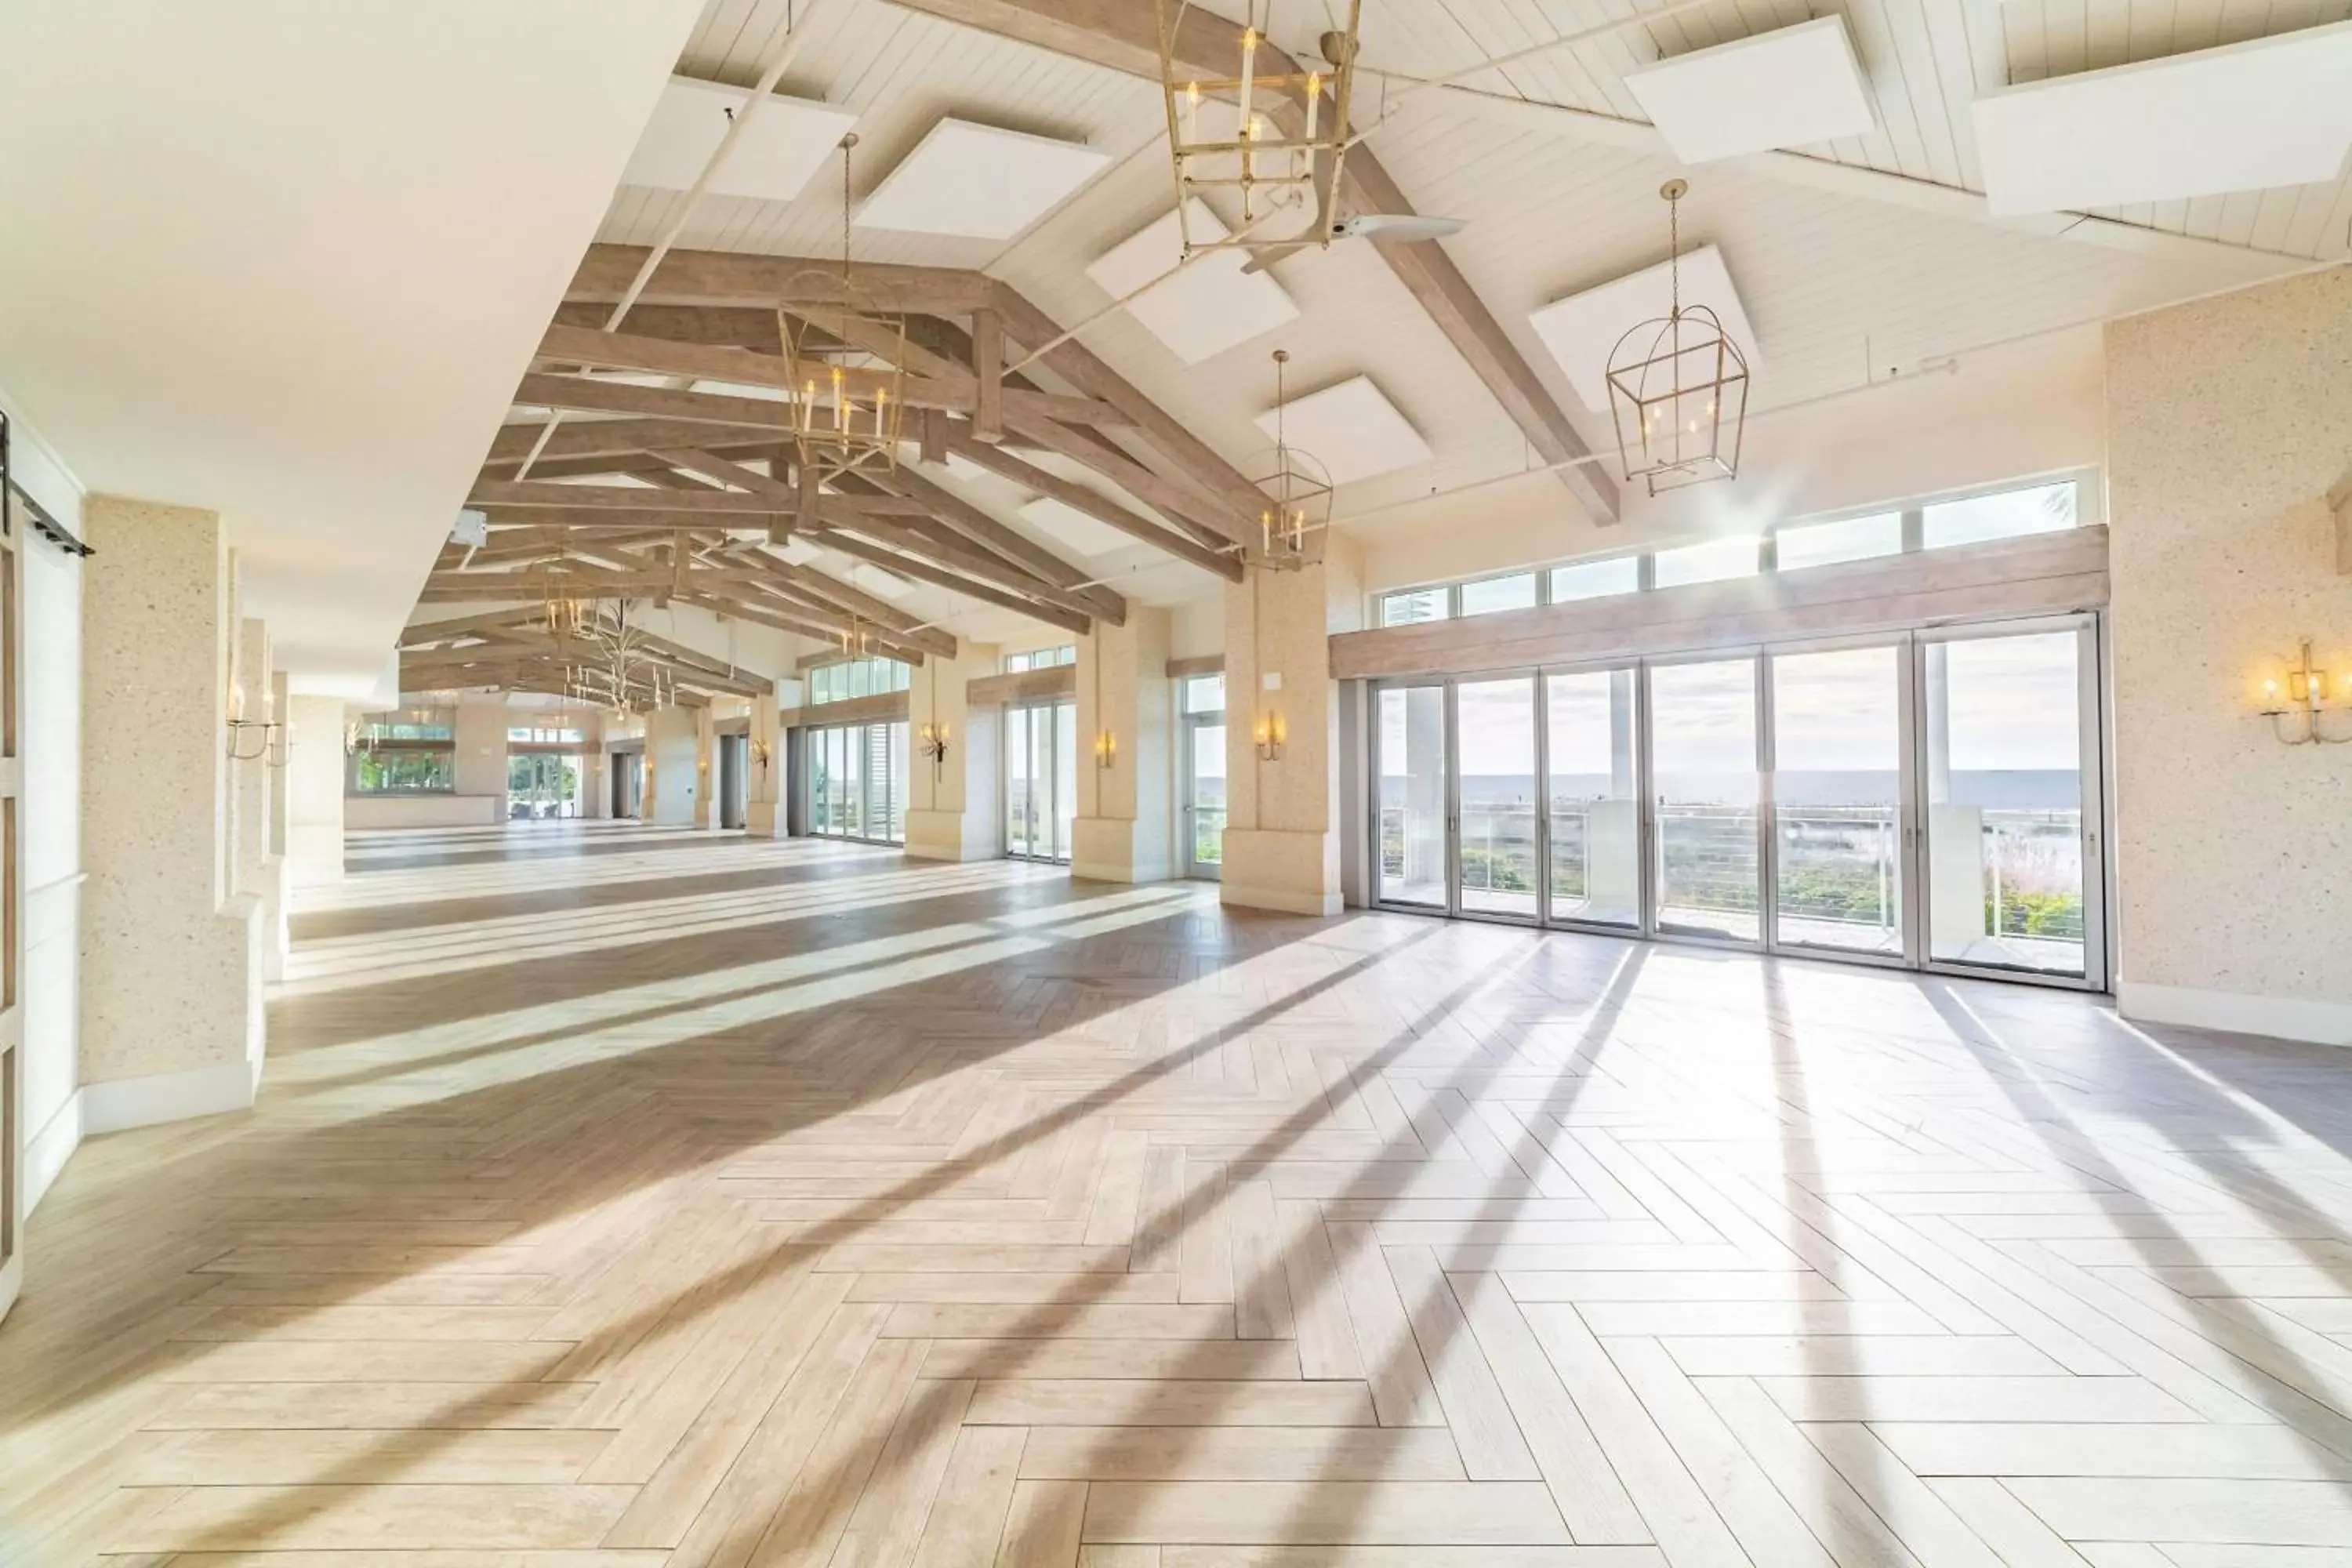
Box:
9, 822, 2352, 1565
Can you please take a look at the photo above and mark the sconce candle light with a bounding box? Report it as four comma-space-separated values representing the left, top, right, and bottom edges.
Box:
2257, 637, 2350, 746
1094, 728, 1117, 770
1254, 710, 1287, 762
919, 720, 950, 779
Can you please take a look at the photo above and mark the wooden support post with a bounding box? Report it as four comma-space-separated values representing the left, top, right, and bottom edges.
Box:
796, 456, 821, 536
921, 405, 948, 466
972, 307, 1004, 445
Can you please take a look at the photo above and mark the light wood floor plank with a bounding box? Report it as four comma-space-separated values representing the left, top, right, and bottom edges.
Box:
11, 825, 2352, 1565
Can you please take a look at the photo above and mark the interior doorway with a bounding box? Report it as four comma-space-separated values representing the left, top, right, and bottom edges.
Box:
610, 750, 642, 819
718, 733, 748, 830
1004, 699, 1076, 864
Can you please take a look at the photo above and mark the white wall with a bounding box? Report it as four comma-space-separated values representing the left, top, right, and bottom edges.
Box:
2107, 270, 2352, 1044
1348, 330, 2107, 597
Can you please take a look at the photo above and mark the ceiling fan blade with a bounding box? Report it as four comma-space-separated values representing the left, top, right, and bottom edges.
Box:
1339, 212, 1468, 242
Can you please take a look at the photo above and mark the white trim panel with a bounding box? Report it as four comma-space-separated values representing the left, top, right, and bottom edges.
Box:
81, 1058, 262, 1137
2118, 981, 2352, 1048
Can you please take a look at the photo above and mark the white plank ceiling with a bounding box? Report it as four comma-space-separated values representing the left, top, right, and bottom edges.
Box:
552, 0, 2349, 632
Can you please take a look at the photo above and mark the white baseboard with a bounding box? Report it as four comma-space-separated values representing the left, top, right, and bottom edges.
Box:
81, 1056, 262, 1136
1220, 881, 1343, 917
2118, 981, 2352, 1047
23, 1090, 84, 1214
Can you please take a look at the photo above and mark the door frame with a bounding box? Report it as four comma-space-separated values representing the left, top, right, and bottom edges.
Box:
1912, 612, 2108, 992
1180, 707, 1224, 881
1365, 612, 2111, 994
1002, 698, 1073, 865
1759, 631, 1919, 973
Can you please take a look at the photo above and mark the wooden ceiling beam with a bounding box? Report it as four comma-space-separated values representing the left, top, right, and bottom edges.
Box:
819, 503, 1109, 630
808, 526, 1091, 636
533, 324, 1126, 427
845, 466, 1127, 626
483, 418, 768, 467
940, 423, 1244, 582
880, 0, 1619, 523
569, 245, 999, 314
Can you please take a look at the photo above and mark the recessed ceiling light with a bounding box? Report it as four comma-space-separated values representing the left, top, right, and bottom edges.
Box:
1627, 18, 1878, 164
1528, 245, 1761, 412
1087, 200, 1301, 364
856, 118, 1112, 240
1253, 376, 1432, 485
1973, 21, 2352, 214
623, 75, 858, 201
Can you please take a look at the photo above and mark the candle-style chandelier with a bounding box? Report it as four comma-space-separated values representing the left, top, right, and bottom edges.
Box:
779, 133, 907, 484
1606, 180, 1750, 495
1247, 349, 1332, 568
1154, 0, 1363, 259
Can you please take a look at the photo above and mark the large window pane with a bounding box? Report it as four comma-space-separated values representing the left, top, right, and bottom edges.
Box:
1772, 646, 1902, 955
1053, 699, 1077, 862
1455, 677, 1537, 918
1004, 707, 1034, 855
1460, 572, 1537, 618
1925, 631, 2086, 975
1650, 657, 1759, 941
1183, 672, 1226, 714
1922, 481, 2077, 549
1189, 720, 1225, 869
1379, 588, 1448, 627
1375, 685, 1447, 907
1652, 535, 1762, 588
1775, 513, 1902, 572
1549, 557, 1641, 603
1544, 669, 1639, 927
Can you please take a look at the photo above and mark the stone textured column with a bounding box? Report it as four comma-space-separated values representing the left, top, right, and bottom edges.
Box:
746, 692, 782, 837
906, 643, 1001, 862
285, 695, 347, 887
1222, 564, 1341, 915
1073, 609, 1172, 883
79, 495, 263, 1127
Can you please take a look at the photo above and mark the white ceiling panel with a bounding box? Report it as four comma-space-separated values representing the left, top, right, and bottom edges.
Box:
1254, 375, 1433, 485
1974, 21, 2352, 215
1527, 244, 1761, 412
1628, 18, 1878, 164
1021, 495, 1136, 557
848, 562, 913, 597
623, 74, 858, 201
1086, 199, 1301, 364
856, 118, 1112, 239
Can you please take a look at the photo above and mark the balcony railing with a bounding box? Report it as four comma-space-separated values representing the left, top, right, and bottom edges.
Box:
1377, 797, 2083, 950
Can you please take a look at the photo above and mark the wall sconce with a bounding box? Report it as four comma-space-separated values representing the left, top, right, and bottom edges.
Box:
750, 737, 773, 777
920, 720, 950, 781
2258, 637, 2350, 746
1094, 728, 1117, 770
1254, 710, 1287, 762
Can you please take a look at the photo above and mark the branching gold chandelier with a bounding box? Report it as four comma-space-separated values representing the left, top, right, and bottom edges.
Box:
1606, 179, 1749, 495
1154, 0, 1363, 259
1247, 348, 1331, 568
779, 133, 906, 485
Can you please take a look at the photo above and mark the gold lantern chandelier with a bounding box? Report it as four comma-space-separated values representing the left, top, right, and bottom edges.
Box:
1606, 180, 1749, 495
1154, 0, 1364, 259
779, 133, 907, 485
1247, 349, 1332, 568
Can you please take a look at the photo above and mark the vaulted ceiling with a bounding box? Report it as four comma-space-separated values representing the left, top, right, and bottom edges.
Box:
411, 0, 2348, 683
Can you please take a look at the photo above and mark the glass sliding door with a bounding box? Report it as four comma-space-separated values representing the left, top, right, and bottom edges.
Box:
1373, 683, 1449, 909
1455, 677, 1539, 920
1004, 700, 1073, 863
806, 721, 907, 845
1185, 719, 1225, 879
1649, 656, 1762, 942
1921, 622, 2100, 981
1770, 644, 1905, 957
1544, 668, 1641, 929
